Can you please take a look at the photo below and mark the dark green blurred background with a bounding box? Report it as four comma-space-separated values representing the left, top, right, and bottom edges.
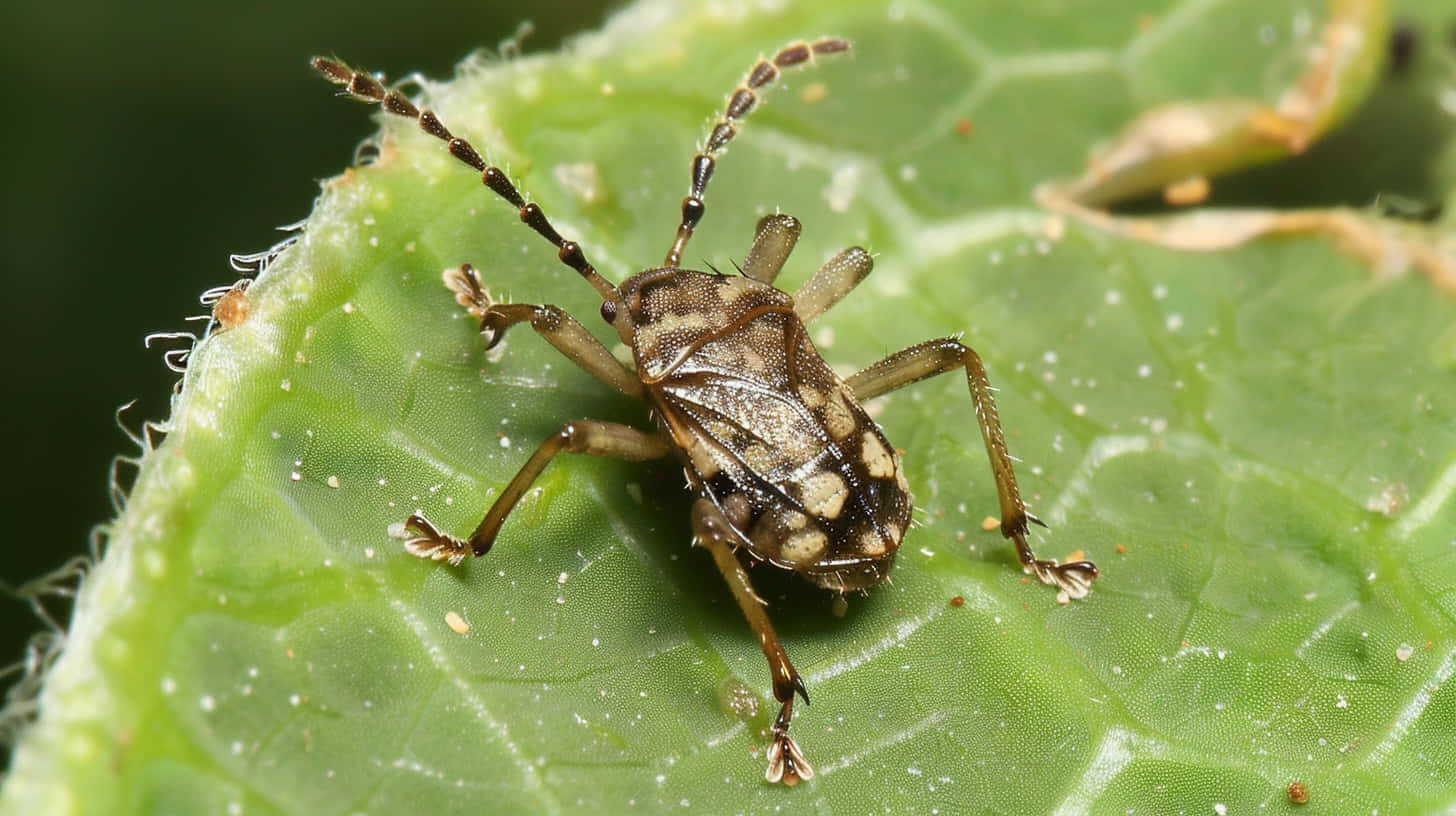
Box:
1, 0, 613, 727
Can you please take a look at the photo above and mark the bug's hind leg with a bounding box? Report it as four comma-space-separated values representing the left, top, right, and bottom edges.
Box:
792, 245, 874, 324
691, 498, 813, 785
405, 421, 670, 564
846, 338, 1098, 599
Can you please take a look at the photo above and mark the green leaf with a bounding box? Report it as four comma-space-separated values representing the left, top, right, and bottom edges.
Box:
7, 0, 1456, 813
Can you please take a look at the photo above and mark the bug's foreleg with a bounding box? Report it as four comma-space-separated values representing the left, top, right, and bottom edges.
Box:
444, 264, 641, 397
691, 498, 813, 786
740, 214, 802, 285
404, 421, 669, 564
846, 338, 1098, 599
791, 245, 873, 324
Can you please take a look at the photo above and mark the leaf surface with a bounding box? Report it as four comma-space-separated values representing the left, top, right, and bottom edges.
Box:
6, 1, 1456, 813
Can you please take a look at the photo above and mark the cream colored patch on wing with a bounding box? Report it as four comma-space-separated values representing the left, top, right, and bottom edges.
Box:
857, 528, 887, 556
799, 471, 849, 519
884, 522, 903, 544
861, 430, 895, 477
781, 529, 829, 564
822, 390, 857, 440
797, 383, 827, 409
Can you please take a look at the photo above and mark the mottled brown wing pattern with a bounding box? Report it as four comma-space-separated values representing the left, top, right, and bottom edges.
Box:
322, 36, 1096, 787
636, 272, 911, 590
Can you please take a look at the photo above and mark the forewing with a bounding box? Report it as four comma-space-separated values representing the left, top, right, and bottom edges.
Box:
654, 310, 911, 569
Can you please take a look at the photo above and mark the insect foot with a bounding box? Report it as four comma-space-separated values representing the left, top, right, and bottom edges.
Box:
766, 727, 813, 786
1030, 555, 1099, 601
442, 263, 517, 348
1011, 523, 1098, 600
442, 263, 494, 321
402, 512, 474, 566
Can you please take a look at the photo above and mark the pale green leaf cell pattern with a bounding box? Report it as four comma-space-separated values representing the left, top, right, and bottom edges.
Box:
5, 0, 1456, 814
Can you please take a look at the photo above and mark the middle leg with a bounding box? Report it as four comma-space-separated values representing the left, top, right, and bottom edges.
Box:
846, 338, 1098, 599
405, 420, 670, 564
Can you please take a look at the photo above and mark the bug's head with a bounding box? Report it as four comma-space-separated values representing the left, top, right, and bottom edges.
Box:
608, 266, 682, 343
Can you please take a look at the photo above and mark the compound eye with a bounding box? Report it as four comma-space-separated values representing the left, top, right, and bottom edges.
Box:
600, 299, 618, 324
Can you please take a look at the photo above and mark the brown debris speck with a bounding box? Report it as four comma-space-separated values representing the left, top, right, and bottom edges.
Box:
1288, 781, 1309, 804
213, 284, 251, 330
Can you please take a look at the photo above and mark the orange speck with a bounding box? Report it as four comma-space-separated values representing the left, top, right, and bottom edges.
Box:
1115, 543, 1127, 555
1288, 781, 1309, 804
980, 516, 1000, 531
213, 285, 251, 330
950, 596, 964, 607
954, 118, 973, 137
1163, 175, 1210, 207
445, 610, 471, 634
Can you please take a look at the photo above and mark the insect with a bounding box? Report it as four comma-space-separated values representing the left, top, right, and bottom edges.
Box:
314, 38, 1098, 786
